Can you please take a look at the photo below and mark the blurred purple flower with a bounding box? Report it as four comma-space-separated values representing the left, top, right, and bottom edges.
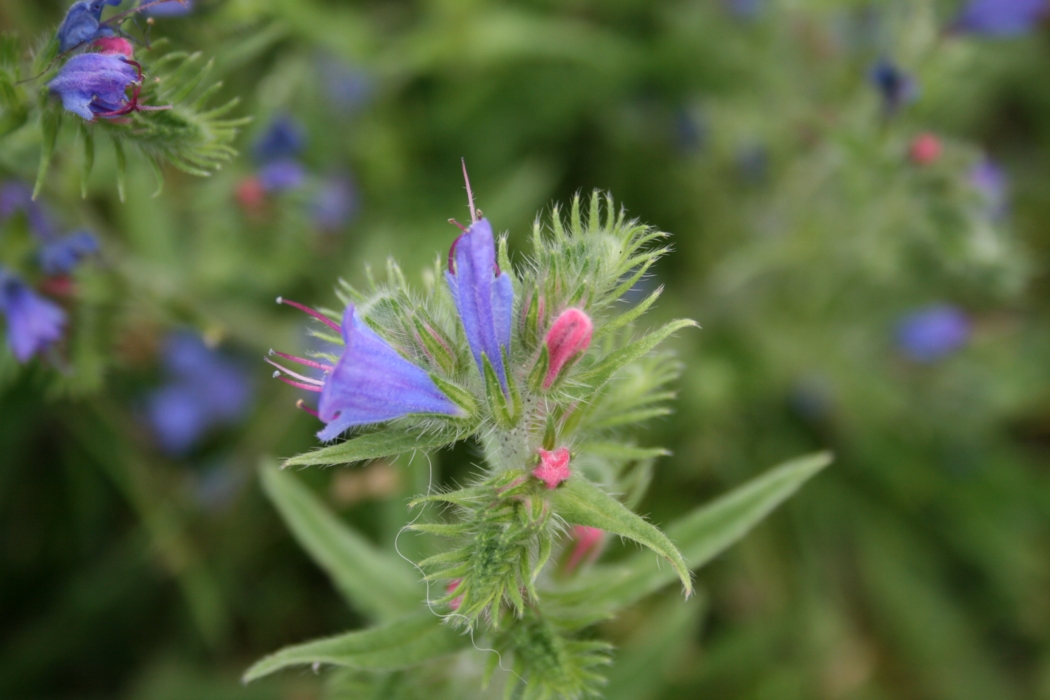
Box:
142, 0, 193, 17
953, 0, 1049, 37
446, 218, 514, 390
970, 158, 1008, 220
869, 60, 918, 114
146, 332, 253, 454
896, 304, 971, 362
673, 107, 707, 154
56, 0, 121, 53
0, 182, 57, 240
253, 116, 306, 163
0, 267, 66, 362
39, 231, 99, 275
258, 159, 306, 192
311, 176, 358, 230
47, 53, 139, 121
725, 0, 764, 19
318, 58, 373, 112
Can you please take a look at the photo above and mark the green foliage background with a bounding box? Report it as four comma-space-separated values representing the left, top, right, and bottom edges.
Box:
1, 0, 1049, 698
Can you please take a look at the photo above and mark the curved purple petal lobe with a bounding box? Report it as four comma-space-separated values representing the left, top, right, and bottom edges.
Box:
316, 305, 459, 441
47, 53, 138, 121
0, 269, 66, 362
446, 219, 514, 389
253, 116, 306, 163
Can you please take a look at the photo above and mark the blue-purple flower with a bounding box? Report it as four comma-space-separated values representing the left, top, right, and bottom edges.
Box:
47, 53, 139, 121
0, 181, 56, 239
39, 231, 99, 275
311, 176, 358, 231
253, 116, 306, 163
142, 0, 193, 17
146, 332, 253, 454
953, 0, 1049, 37
869, 60, 918, 114
446, 218, 514, 389
896, 304, 971, 362
258, 159, 307, 193
56, 0, 121, 53
268, 300, 460, 441
0, 267, 66, 362
970, 158, 1008, 220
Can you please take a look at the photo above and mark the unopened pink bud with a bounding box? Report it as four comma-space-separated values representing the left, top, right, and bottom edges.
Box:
909, 132, 941, 166
532, 447, 571, 489
447, 578, 463, 610
92, 37, 134, 58
543, 308, 593, 388
565, 525, 605, 574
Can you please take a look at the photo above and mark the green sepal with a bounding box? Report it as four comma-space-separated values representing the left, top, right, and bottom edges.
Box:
550, 475, 693, 597
413, 316, 457, 374
482, 353, 516, 428
404, 522, 469, 538
242, 612, 467, 683
429, 374, 477, 418
527, 344, 550, 393
112, 136, 127, 203
523, 292, 541, 349
259, 462, 420, 620
594, 284, 663, 341
283, 425, 462, 468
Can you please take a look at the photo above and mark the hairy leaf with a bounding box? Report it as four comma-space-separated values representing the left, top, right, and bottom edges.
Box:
551, 475, 692, 596
283, 425, 462, 467
548, 451, 832, 617
243, 612, 467, 682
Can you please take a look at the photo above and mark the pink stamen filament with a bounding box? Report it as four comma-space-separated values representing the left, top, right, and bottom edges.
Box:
269, 349, 332, 371
296, 399, 320, 418
266, 357, 324, 386
276, 296, 342, 333
462, 158, 478, 224
276, 376, 322, 393
447, 231, 464, 274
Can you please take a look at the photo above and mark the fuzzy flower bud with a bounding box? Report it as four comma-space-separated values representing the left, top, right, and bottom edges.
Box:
92, 36, 134, 57
532, 447, 571, 489
565, 526, 605, 574
542, 308, 592, 389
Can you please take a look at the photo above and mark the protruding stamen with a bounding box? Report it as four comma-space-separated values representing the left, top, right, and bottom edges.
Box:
276, 296, 342, 333
461, 158, 477, 224
296, 399, 320, 418
265, 357, 324, 386
448, 218, 468, 233
269, 349, 332, 371
448, 232, 465, 275
276, 376, 323, 392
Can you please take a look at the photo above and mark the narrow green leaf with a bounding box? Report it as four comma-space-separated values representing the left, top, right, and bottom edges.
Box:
579, 442, 670, 460
282, 425, 461, 468
550, 476, 692, 596
547, 451, 832, 617
33, 107, 61, 199
259, 462, 421, 619
79, 122, 94, 199
112, 137, 126, 203
243, 612, 467, 682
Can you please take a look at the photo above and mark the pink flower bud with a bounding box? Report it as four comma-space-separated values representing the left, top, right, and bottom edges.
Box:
447, 579, 464, 610
543, 308, 593, 388
565, 525, 605, 574
909, 132, 941, 166
532, 447, 571, 489
92, 37, 134, 57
